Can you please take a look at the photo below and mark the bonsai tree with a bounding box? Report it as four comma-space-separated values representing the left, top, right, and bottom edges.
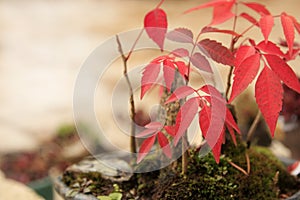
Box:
60, 0, 300, 199
115, 0, 300, 172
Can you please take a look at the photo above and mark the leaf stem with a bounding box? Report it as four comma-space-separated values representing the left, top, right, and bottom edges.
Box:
116, 35, 137, 154
156, 0, 165, 9
126, 29, 144, 61
246, 111, 262, 148
226, 3, 239, 99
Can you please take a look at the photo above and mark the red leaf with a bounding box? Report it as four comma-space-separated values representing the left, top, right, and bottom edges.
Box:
144, 8, 168, 51
200, 27, 241, 36
259, 14, 274, 43
229, 53, 261, 103
290, 16, 300, 34
163, 59, 176, 91
285, 48, 300, 61
171, 48, 189, 58
175, 61, 188, 79
137, 135, 156, 163
184, 0, 235, 25
234, 45, 256, 68
174, 97, 199, 145
184, 0, 233, 14
210, 1, 235, 25
200, 85, 226, 106
166, 28, 193, 43
145, 121, 163, 129
265, 54, 300, 93
256, 41, 285, 57
165, 85, 195, 104
198, 39, 234, 66
140, 62, 161, 99
164, 125, 176, 137
225, 108, 240, 134
255, 66, 283, 136
281, 12, 295, 58
242, 2, 270, 16
137, 128, 157, 138
157, 132, 172, 159
199, 104, 225, 163
226, 125, 237, 146
239, 12, 258, 26
190, 53, 213, 73
211, 129, 225, 163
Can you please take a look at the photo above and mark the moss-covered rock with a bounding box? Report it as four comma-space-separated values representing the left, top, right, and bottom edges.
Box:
61, 143, 299, 200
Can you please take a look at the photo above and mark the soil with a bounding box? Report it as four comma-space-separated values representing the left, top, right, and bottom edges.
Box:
61, 141, 300, 200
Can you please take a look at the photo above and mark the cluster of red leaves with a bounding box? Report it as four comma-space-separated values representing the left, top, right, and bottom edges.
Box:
137, 0, 300, 163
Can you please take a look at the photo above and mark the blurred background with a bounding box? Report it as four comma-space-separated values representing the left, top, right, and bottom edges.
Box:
0, 0, 299, 199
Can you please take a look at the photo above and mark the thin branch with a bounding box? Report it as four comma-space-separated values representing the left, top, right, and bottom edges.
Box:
228, 160, 249, 176
246, 111, 262, 148
156, 0, 165, 9
116, 35, 137, 154
245, 152, 250, 174
126, 29, 144, 61
226, 2, 239, 100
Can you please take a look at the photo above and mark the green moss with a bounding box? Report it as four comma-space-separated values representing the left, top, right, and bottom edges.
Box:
62, 142, 298, 200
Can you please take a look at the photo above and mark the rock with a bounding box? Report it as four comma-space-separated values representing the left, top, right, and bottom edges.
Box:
0, 170, 44, 200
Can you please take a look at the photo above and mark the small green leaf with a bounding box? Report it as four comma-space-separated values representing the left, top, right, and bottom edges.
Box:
97, 196, 111, 200
109, 192, 123, 200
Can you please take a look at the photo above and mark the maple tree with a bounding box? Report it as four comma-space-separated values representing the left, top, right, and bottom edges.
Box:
117, 0, 300, 171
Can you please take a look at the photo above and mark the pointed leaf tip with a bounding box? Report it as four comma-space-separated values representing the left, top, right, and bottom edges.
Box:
259, 14, 274, 43
137, 135, 156, 164
281, 12, 295, 58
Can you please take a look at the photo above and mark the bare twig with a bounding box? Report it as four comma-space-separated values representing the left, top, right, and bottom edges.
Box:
245, 152, 250, 174
246, 111, 262, 148
228, 160, 249, 176
116, 35, 137, 154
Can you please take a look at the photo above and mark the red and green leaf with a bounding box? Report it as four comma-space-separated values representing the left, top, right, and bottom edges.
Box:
255, 66, 283, 136
174, 97, 199, 145
137, 135, 156, 163
281, 12, 295, 57
144, 8, 168, 51
190, 53, 213, 73
259, 14, 274, 43
140, 62, 161, 99
265, 54, 300, 93
229, 53, 261, 102
198, 39, 234, 66
157, 132, 172, 158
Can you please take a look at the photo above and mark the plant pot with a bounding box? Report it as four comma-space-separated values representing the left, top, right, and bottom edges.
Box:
28, 176, 53, 200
